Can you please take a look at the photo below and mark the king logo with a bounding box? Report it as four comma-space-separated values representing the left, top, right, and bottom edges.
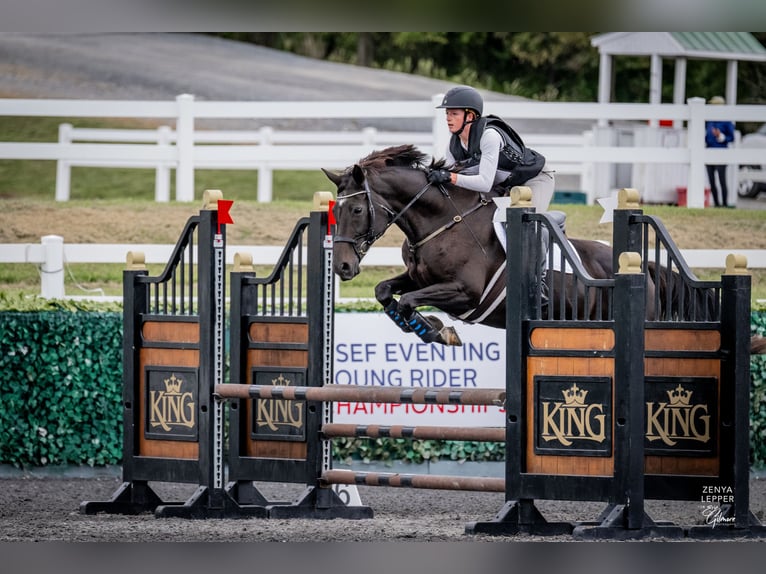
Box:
646, 384, 710, 446
257, 372, 304, 432
541, 383, 606, 446
149, 372, 196, 432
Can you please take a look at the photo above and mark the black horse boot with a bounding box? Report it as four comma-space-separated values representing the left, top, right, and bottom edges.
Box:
383, 300, 413, 333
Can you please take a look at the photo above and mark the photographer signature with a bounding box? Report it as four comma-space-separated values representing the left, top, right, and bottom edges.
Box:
701, 504, 736, 526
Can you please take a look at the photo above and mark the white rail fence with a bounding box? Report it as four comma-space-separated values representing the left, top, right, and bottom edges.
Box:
3, 236, 765, 300
1, 94, 765, 206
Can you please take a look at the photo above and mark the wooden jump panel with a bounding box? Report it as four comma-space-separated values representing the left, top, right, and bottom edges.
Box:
525, 354, 615, 477
321, 469, 505, 492
142, 321, 200, 344
321, 423, 505, 442
216, 384, 506, 406
138, 346, 200, 460
244, 321, 308, 460
530, 327, 615, 351
645, 329, 720, 352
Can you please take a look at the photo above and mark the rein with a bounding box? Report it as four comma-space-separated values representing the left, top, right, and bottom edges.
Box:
334, 171, 491, 260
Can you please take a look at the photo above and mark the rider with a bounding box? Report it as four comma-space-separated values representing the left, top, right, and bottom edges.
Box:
428, 85, 555, 213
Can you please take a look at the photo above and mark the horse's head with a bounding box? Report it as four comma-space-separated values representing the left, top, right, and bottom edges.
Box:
323, 145, 432, 280
323, 164, 392, 280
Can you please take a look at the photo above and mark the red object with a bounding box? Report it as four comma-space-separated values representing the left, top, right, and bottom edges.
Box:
328, 200, 336, 226
217, 199, 234, 233
659, 119, 674, 127
676, 187, 711, 207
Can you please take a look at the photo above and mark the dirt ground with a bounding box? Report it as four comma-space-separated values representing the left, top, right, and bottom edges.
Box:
1, 471, 765, 542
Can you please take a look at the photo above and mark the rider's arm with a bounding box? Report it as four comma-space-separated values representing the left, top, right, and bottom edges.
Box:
453, 129, 503, 192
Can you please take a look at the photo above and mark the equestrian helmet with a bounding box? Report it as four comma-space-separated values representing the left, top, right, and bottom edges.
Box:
437, 86, 483, 117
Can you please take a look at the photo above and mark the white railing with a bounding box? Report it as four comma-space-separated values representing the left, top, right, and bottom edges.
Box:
1, 94, 765, 206
3, 236, 764, 300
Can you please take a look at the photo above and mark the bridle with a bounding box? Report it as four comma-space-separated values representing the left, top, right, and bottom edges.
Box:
333, 175, 433, 260
333, 169, 490, 261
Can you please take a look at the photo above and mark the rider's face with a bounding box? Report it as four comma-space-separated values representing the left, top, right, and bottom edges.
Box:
445, 108, 467, 134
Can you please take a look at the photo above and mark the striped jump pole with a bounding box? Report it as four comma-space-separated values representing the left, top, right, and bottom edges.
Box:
321, 423, 505, 442
214, 384, 506, 406
321, 469, 505, 493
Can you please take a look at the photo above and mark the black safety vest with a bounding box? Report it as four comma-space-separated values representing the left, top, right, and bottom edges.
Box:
448, 115, 546, 187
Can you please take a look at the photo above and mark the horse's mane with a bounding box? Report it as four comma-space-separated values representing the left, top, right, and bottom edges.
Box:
357, 144, 430, 174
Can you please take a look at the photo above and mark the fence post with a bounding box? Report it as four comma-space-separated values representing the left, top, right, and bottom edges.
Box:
431, 93, 448, 161
362, 126, 377, 145
40, 235, 65, 299
257, 126, 273, 202
687, 97, 707, 208
155, 125, 172, 202
55, 123, 72, 202
175, 94, 195, 202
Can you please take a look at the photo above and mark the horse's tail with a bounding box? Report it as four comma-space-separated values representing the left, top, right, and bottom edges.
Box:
647, 262, 717, 321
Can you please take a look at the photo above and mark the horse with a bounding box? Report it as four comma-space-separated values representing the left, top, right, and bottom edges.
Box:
322, 145, 674, 346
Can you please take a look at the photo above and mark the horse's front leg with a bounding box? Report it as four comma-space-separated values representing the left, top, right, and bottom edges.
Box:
375, 272, 419, 334
396, 282, 475, 346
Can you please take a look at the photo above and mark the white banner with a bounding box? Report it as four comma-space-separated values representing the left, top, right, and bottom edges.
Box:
332, 313, 506, 427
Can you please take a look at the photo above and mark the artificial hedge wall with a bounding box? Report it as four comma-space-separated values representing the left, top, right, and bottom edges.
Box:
1, 310, 765, 468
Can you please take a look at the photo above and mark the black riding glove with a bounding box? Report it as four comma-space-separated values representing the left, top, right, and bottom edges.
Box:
427, 169, 451, 184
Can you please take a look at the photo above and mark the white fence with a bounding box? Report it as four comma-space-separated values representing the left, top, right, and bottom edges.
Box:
1, 94, 766, 206
3, 236, 765, 300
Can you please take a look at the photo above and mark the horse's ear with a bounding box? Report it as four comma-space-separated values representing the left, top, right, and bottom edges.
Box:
321, 168, 342, 187
352, 164, 365, 186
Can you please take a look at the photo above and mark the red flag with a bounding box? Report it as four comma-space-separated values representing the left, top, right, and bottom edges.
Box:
328, 200, 336, 226
217, 199, 234, 234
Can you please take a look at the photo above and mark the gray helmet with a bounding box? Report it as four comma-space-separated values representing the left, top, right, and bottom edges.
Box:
436, 85, 483, 117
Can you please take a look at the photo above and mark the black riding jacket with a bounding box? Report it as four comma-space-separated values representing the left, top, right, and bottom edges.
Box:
448, 115, 546, 188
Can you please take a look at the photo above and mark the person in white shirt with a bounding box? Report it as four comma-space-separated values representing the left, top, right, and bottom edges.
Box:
427, 85, 555, 213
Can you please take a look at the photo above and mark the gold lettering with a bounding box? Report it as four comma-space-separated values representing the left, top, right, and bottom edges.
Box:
689, 404, 710, 442
585, 404, 606, 442
646, 401, 711, 446
541, 401, 607, 445
149, 390, 170, 432
149, 384, 196, 433
256, 398, 305, 431
541, 401, 571, 445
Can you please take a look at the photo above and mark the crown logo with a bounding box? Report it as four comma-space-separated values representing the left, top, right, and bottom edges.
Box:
667, 384, 693, 406
164, 373, 183, 394
562, 383, 588, 406
272, 373, 292, 386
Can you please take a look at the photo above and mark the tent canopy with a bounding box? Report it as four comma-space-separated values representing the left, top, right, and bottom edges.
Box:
590, 32, 766, 118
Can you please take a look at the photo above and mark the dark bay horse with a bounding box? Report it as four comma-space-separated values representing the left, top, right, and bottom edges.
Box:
323, 144, 638, 346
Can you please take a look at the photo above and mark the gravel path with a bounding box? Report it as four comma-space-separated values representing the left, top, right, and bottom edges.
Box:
1, 470, 765, 542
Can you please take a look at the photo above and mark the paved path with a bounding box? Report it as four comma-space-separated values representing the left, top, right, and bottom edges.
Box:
0, 33, 588, 135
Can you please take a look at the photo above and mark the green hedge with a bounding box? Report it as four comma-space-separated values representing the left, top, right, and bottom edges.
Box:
0, 311, 123, 467
1, 310, 765, 468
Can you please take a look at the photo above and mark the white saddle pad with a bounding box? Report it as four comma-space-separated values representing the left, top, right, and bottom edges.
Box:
491, 200, 581, 274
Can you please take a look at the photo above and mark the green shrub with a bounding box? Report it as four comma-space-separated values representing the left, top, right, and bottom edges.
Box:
0, 311, 123, 467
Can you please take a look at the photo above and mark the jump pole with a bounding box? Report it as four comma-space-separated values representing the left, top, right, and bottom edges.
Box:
321, 469, 505, 492
321, 423, 505, 442
214, 384, 506, 406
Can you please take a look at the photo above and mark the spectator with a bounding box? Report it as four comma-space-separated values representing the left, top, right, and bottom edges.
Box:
705, 96, 736, 208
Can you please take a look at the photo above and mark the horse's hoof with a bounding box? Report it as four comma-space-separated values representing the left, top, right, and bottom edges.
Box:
439, 327, 462, 346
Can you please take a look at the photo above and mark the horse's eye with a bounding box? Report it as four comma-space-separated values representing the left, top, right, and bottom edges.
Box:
352, 205, 364, 215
